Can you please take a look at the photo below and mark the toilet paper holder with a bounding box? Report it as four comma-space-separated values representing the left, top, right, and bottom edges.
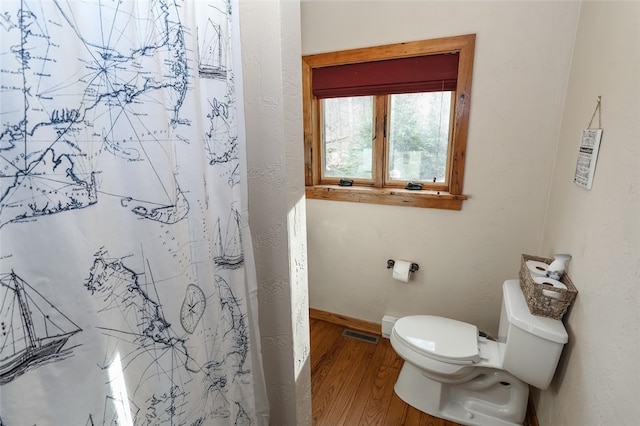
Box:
387, 259, 419, 272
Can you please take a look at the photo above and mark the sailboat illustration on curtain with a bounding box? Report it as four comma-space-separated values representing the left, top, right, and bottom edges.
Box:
213, 208, 244, 270
0, 271, 82, 385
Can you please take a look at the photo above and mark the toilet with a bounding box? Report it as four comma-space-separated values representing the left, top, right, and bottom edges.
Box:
390, 279, 568, 426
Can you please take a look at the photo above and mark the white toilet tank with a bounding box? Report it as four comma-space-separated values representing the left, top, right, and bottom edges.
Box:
498, 280, 568, 389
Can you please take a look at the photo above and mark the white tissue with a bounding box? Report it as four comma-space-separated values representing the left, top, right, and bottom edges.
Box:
533, 276, 567, 300
392, 260, 412, 283
526, 260, 549, 278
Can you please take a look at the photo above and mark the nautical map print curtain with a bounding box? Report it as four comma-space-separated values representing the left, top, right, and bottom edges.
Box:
0, 1, 265, 424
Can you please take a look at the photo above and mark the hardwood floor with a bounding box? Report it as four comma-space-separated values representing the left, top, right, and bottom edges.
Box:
310, 317, 462, 425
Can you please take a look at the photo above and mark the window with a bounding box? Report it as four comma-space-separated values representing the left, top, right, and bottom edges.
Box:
302, 34, 475, 210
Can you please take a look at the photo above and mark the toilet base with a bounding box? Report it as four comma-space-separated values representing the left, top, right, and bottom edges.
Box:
394, 361, 528, 426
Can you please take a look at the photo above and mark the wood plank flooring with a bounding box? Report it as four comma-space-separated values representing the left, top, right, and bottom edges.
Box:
310, 317, 462, 425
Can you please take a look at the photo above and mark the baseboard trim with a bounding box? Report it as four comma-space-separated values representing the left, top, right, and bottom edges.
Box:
309, 308, 381, 336
524, 395, 540, 426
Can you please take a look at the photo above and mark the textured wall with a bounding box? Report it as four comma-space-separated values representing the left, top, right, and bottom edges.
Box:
302, 0, 580, 336
279, 1, 313, 423
537, 2, 640, 424
239, 0, 311, 424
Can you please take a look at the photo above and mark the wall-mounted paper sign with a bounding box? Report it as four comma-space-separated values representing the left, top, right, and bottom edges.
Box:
573, 128, 603, 190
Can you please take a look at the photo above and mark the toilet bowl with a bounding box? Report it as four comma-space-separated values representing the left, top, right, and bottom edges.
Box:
390, 279, 568, 426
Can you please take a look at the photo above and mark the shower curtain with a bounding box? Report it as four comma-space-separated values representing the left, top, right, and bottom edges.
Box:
0, 1, 269, 425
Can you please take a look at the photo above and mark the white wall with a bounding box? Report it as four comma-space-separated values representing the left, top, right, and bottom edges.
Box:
302, 0, 581, 335
239, 0, 311, 424
536, 1, 640, 425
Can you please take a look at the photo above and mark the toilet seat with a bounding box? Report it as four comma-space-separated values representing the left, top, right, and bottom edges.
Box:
392, 315, 481, 364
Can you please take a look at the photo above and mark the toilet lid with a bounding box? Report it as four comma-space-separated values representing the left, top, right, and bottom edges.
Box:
393, 315, 480, 364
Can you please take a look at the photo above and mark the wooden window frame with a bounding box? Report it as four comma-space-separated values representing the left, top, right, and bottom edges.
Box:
303, 34, 475, 210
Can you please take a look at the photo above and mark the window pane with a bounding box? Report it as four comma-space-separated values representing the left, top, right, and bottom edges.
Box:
322, 96, 374, 179
388, 92, 452, 183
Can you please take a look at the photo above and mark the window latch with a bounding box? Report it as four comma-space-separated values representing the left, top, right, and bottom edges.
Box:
339, 178, 354, 186
383, 114, 387, 137
405, 182, 423, 190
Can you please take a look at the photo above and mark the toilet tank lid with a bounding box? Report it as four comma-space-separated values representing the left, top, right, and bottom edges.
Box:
503, 279, 568, 344
393, 315, 480, 364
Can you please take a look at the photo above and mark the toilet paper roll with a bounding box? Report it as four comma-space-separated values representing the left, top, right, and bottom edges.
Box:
533, 276, 567, 300
392, 260, 412, 283
526, 260, 549, 278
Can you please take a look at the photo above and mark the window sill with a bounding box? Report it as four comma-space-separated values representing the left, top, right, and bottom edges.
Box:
305, 185, 468, 210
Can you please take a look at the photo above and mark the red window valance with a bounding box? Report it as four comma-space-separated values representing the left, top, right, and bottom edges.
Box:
312, 52, 459, 98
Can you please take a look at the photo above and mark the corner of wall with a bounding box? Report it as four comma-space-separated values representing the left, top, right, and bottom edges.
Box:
239, 0, 311, 424
537, 1, 583, 254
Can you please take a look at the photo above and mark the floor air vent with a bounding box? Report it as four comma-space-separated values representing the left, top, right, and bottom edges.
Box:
342, 329, 379, 344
